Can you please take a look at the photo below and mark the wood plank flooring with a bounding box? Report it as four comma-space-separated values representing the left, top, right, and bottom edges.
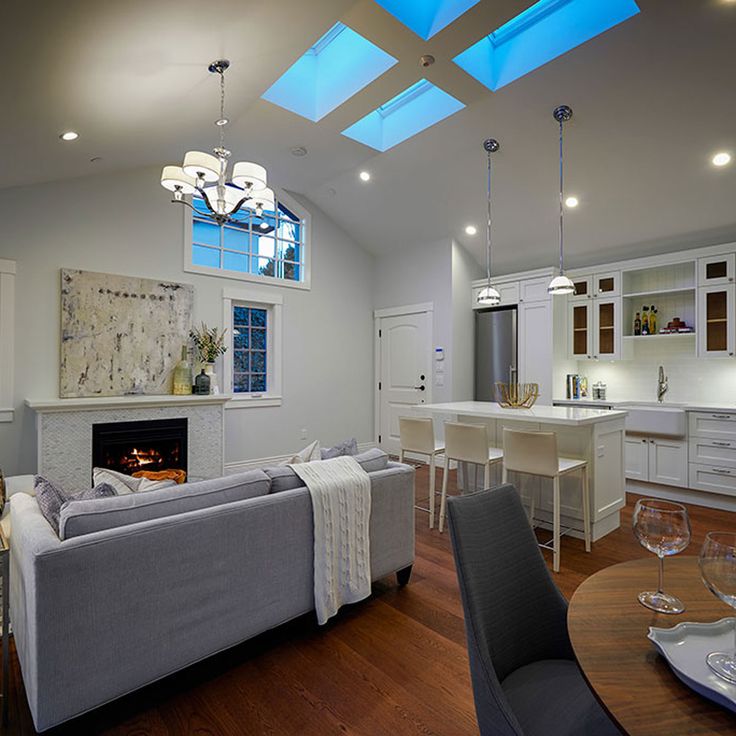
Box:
6, 467, 736, 735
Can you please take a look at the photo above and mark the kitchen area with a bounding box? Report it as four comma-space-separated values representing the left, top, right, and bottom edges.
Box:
467, 240, 736, 519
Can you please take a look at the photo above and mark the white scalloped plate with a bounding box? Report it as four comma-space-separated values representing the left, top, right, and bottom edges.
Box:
648, 616, 736, 713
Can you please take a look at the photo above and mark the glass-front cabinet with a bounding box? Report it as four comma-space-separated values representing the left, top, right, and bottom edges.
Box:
570, 275, 592, 301
594, 298, 621, 359
698, 254, 735, 287
569, 302, 592, 358
698, 284, 735, 357
593, 271, 620, 297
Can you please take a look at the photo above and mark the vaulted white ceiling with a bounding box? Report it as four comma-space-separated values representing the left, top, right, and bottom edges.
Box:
1, 0, 735, 273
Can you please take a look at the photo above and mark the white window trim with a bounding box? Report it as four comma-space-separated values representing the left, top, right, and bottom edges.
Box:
0, 260, 15, 422
184, 187, 312, 291
222, 286, 283, 409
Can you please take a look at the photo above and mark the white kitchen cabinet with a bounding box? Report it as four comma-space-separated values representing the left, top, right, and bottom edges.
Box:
593, 271, 621, 297
569, 301, 593, 359
698, 254, 735, 287
689, 437, 736, 469
518, 298, 553, 405
689, 464, 736, 496
593, 297, 621, 360
471, 281, 520, 309
689, 411, 736, 439
697, 284, 735, 357
570, 275, 592, 301
624, 436, 687, 488
519, 276, 551, 303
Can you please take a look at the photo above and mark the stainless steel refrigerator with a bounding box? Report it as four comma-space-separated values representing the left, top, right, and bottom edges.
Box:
474, 306, 517, 402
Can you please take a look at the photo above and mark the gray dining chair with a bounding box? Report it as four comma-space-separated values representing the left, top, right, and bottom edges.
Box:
446, 485, 621, 736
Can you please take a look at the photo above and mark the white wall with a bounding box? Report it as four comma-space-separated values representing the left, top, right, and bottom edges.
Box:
0, 167, 375, 475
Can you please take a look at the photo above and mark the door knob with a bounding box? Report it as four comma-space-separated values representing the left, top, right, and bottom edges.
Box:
414, 385, 426, 391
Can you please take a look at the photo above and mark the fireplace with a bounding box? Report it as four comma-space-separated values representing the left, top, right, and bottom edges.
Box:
92, 418, 188, 482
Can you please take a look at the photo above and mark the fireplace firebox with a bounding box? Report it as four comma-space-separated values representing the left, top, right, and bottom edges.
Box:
92, 418, 188, 482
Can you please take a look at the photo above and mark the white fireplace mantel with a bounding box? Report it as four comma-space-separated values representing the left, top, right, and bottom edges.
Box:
26, 394, 231, 413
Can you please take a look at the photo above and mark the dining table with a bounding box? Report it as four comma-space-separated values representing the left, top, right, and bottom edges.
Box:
568, 556, 736, 735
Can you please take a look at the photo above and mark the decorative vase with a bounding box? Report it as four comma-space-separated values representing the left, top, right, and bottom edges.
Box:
172, 345, 193, 395
204, 362, 219, 395
194, 368, 211, 395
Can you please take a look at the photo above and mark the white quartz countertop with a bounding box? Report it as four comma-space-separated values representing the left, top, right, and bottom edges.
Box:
553, 398, 736, 414
416, 401, 627, 427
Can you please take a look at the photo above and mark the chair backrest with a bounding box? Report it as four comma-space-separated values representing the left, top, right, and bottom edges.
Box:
502, 428, 558, 477
398, 416, 436, 455
445, 422, 489, 465
446, 485, 574, 736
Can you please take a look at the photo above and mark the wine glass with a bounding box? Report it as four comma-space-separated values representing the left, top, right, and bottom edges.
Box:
632, 498, 691, 613
699, 532, 736, 683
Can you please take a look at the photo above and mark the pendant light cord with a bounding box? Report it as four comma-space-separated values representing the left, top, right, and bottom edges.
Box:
486, 147, 493, 289
219, 69, 226, 151
558, 115, 565, 277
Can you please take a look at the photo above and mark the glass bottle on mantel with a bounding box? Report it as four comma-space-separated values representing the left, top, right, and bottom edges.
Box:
641, 306, 650, 335
650, 306, 657, 334
634, 312, 642, 336
194, 368, 211, 395
172, 345, 193, 395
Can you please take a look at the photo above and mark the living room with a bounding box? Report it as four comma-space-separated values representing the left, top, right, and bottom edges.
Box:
1, 0, 736, 734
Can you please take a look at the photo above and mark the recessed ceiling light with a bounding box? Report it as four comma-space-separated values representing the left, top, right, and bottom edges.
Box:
712, 152, 732, 167
565, 196, 579, 208
290, 146, 308, 157
465, 225, 477, 235
359, 171, 371, 182
60, 131, 79, 141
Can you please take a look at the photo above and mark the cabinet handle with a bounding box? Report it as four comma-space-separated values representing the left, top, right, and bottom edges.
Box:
711, 414, 734, 419
642, 439, 647, 443
712, 441, 733, 447
711, 468, 734, 475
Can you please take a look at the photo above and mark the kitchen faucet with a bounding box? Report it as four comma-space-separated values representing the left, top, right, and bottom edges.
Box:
657, 365, 668, 403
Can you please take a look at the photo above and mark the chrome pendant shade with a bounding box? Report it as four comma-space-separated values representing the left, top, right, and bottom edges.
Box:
477, 138, 501, 306
161, 60, 273, 226
548, 105, 576, 296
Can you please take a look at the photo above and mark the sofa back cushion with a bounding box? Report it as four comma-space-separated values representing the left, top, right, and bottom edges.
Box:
264, 448, 389, 494
59, 469, 271, 540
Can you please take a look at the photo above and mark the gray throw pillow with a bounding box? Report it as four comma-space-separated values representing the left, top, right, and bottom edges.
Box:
320, 437, 359, 460
34, 475, 117, 535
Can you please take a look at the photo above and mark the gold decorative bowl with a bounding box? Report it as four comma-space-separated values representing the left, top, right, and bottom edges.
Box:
494, 382, 540, 409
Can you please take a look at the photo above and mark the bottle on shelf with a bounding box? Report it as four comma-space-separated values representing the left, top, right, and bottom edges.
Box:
172, 345, 193, 395
634, 312, 641, 336
641, 306, 650, 336
650, 305, 657, 334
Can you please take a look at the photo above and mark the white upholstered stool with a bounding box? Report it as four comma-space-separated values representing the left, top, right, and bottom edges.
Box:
399, 416, 445, 529
501, 428, 591, 573
439, 422, 503, 533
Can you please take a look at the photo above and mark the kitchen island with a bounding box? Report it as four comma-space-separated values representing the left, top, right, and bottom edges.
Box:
414, 401, 628, 541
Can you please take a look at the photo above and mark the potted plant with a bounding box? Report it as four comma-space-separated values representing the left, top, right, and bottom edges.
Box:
190, 323, 228, 394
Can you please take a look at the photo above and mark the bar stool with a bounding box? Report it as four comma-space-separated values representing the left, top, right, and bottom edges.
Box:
399, 416, 445, 529
439, 422, 503, 533
501, 428, 591, 573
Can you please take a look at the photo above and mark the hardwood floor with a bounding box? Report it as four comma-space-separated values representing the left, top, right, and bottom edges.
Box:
6, 468, 736, 735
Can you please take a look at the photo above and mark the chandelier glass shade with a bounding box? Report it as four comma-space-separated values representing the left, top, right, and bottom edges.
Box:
161, 60, 270, 227
477, 138, 501, 307
548, 104, 576, 296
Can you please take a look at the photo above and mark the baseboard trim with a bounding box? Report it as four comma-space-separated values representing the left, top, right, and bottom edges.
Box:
225, 442, 377, 474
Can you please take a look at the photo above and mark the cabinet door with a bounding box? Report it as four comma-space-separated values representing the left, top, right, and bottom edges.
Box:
648, 438, 687, 487
698, 254, 735, 287
593, 271, 620, 297
472, 281, 520, 309
569, 302, 593, 359
689, 464, 736, 496
518, 300, 553, 405
625, 437, 649, 480
569, 275, 592, 302
593, 297, 621, 360
518, 277, 551, 303
697, 284, 735, 357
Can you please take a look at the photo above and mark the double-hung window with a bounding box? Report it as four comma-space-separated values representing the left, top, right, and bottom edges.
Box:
222, 288, 283, 407
187, 191, 310, 289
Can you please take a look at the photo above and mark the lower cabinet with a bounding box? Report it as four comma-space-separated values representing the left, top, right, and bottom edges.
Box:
624, 435, 688, 487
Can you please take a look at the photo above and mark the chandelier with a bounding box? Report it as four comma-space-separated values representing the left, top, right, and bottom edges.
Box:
160, 60, 274, 227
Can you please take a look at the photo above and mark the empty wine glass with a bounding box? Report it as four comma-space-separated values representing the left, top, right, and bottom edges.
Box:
699, 532, 736, 683
632, 498, 691, 613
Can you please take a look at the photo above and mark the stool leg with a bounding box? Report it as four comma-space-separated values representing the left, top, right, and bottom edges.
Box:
484, 462, 491, 491
553, 476, 561, 573
502, 465, 508, 484
429, 453, 436, 529
529, 477, 536, 527
439, 455, 450, 533
399, 449, 405, 464
582, 465, 591, 552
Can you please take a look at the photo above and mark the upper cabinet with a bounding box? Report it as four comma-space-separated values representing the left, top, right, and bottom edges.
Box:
593, 271, 620, 297
569, 301, 593, 359
518, 276, 551, 303
471, 281, 519, 310
569, 297, 621, 360
698, 254, 735, 287
570, 275, 592, 301
698, 284, 735, 357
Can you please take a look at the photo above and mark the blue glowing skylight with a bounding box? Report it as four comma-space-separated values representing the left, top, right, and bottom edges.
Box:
341, 79, 465, 152
372, 0, 481, 40
261, 22, 398, 122
453, 0, 640, 91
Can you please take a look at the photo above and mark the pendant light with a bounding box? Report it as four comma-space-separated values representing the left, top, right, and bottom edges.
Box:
477, 138, 501, 306
547, 105, 576, 296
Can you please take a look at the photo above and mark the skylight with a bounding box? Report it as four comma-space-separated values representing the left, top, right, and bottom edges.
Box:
453, 0, 640, 91
372, 0, 481, 40
261, 22, 398, 122
341, 79, 465, 152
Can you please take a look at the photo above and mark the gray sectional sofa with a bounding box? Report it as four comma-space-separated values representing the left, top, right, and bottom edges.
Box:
10, 451, 415, 732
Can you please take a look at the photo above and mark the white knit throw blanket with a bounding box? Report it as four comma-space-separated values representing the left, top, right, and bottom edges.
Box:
291, 456, 372, 625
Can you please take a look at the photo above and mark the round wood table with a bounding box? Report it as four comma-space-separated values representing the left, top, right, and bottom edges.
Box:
568, 557, 736, 735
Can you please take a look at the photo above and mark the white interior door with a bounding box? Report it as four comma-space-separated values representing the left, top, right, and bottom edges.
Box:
377, 310, 432, 455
